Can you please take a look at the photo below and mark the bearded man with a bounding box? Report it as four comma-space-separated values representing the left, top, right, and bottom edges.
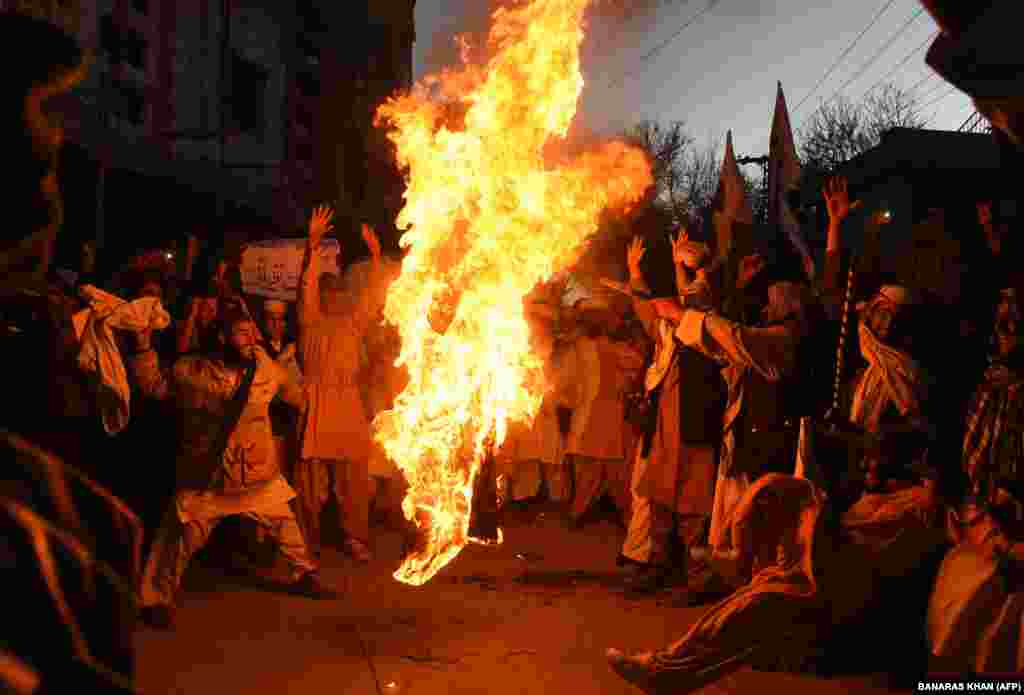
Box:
293, 206, 382, 563
129, 308, 335, 629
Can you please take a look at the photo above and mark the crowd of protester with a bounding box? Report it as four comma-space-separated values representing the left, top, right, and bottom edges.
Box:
4, 5, 1024, 694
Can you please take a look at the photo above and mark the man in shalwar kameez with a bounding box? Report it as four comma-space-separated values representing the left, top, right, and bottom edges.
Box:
129, 308, 333, 629
619, 234, 725, 590
608, 474, 840, 693
293, 207, 381, 563
649, 270, 815, 599
607, 444, 934, 693
497, 278, 565, 504
261, 299, 302, 481
564, 296, 645, 526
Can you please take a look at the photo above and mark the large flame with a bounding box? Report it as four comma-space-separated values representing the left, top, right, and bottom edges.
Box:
373, 0, 652, 586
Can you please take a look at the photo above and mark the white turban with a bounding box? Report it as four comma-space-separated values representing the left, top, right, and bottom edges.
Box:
857, 284, 920, 312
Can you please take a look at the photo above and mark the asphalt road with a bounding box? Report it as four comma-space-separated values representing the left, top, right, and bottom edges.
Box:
135, 503, 906, 695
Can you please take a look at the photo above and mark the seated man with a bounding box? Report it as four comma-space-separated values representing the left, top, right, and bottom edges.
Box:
607, 431, 946, 692
607, 474, 841, 693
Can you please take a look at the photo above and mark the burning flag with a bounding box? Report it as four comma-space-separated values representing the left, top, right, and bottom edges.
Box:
373, 0, 653, 586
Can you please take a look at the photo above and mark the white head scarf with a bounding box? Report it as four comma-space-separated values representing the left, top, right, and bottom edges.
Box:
850, 320, 924, 431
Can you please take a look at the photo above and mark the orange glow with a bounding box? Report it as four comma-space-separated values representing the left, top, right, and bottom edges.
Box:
373, 0, 652, 586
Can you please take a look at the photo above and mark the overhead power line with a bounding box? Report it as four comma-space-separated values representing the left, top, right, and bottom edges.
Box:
917, 78, 950, 101
908, 70, 938, 94
921, 86, 960, 110
794, 0, 899, 113
860, 29, 937, 99
819, 7, 926, 108
918, 85, 962, 124
609, 1, 716, 88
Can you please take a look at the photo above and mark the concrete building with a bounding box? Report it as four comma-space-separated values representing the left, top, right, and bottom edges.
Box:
6, 0, 417, 275
284, 0, 416, 257
827, 127, 1002, 304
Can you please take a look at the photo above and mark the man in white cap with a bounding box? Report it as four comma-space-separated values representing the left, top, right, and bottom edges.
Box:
847, 285, 931, 439
261, 299, 301, 479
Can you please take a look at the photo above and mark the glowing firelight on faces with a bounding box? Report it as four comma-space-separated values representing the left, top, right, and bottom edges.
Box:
372, 0, 653, 586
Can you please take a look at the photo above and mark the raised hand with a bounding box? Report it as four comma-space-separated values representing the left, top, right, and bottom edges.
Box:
670, 228, 704, 270
361, 223, 382, 260
977, 200, 993, 228
627, 236, 646, 279
736, 253, 766, 290
823, 177, 851, 223
308, 205, 335, 246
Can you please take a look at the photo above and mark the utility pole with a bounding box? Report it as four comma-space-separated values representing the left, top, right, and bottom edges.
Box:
736, 155, 769, 226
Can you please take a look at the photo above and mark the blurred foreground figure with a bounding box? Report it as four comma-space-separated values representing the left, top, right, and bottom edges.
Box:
0, 11, 143, 692
923, 0, 1024, 150
929, 281, 1024, 673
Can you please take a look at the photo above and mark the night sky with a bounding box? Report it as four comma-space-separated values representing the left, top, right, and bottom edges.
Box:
413, 0, 973, 160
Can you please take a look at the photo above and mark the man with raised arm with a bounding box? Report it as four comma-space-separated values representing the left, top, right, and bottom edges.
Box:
293, 206, 382, 563
129, 307, 334, 630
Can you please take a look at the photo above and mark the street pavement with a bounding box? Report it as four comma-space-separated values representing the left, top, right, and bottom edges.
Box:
135, 503, 907, 695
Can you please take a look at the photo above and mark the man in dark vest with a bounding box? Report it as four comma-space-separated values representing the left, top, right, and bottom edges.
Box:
653, 249, 831, 604
618, 232, 727, 594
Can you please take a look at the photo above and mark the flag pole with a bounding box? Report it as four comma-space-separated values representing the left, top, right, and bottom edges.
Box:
825, 257, 856, 428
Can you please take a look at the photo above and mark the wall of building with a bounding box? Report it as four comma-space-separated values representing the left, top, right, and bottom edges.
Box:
7, 0, 417, 269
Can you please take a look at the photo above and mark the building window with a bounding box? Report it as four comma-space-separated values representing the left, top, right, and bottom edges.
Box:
100, 14, 147, 71
294, 69, 319, 98
111, 79, 146, 125
294, 103, 313, 132
226, 51, 269, 134
297, 32, 318, 64
294, 141, 314, 165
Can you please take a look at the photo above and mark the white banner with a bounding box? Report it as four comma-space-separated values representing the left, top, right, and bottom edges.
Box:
239, 239, 340, 301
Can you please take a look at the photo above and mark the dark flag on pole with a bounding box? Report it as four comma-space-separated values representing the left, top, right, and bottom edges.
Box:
712, 130, 755, 261
768, 81, 815, 281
